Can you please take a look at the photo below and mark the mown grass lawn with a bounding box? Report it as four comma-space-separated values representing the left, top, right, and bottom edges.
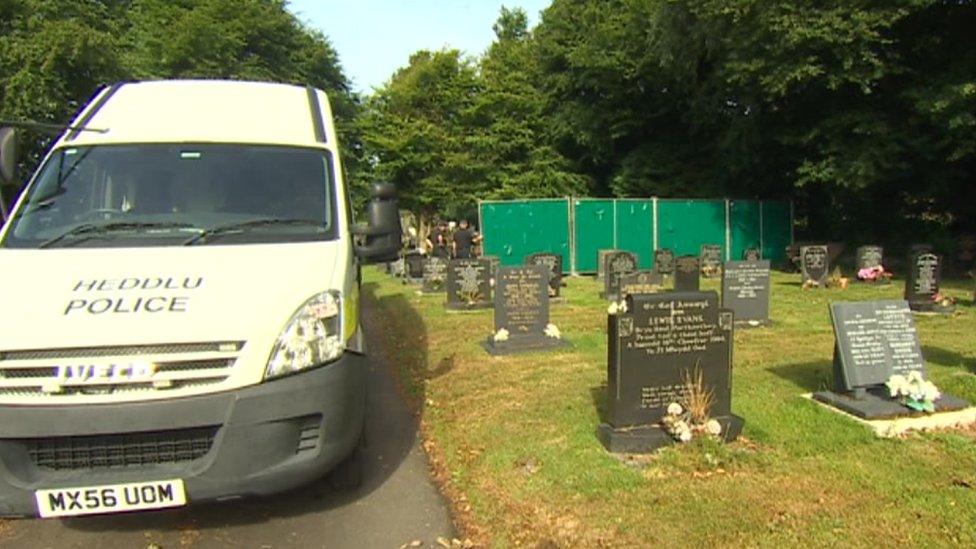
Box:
363, 267, 976, 548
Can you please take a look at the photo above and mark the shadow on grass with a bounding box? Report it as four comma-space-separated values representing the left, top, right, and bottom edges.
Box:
923, 345, 976, 374
589, 385, 609, 424
766, 360, 833, 393
63, 280, 429, 535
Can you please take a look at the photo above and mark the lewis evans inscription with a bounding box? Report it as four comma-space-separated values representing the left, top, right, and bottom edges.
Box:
65, 277, 204, 315
721, 260, 771, 326
606, 292, 733, 428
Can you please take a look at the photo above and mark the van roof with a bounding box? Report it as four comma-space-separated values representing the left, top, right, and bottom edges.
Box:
60, 80, 336, 149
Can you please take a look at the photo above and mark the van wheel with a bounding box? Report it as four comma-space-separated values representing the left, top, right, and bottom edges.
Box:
327, 428, 365, 490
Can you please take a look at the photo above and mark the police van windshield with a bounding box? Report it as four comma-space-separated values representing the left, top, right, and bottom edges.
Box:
2, 144, 338, 248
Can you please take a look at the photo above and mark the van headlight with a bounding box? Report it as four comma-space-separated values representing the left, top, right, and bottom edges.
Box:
265, 291, 344, 380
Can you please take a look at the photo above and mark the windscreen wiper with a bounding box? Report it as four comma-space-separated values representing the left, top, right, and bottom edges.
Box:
183, 218, 325, 246
39, 221, 197, 248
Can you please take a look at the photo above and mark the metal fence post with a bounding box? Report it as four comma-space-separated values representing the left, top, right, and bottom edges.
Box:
568, 196, 576, 276
725, 199, 732, 261
652, 196, 659, 252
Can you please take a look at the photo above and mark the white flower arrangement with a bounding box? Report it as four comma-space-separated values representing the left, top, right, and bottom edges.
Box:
607, 302, 619, 315
660, 400, 722, 443
617, 300, 628, 313
493, 328, 510, 342
544, 323, 561, 339
885, 371, 941, 413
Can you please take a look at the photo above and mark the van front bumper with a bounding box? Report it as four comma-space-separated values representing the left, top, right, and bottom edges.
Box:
0, 351, 366, 517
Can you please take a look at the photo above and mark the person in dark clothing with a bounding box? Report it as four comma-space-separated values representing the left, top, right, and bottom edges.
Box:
452, 219, 481, 259
426, 220, 450, 258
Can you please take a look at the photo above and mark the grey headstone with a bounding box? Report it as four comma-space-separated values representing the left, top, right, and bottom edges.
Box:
721, 260, 771, 326
526, 252, 563, 298
674, 256, 700, 292
604, 251, 639, 301
619, 271, 664, 298
811, 300, 970, 419
800, 245, 829, 287
597, 249, 618, 281
421, 257, 448, 293
700, 244, 723, 277
445, 259, 492, 310
653, 249, 675, 276
483, 265, 568, 355
856, 246, 884, 270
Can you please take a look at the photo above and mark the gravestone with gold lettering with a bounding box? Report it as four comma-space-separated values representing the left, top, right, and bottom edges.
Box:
597, 291, 744, 453
482, 265, 569, 356
904, 249, 953, 313
445, 259, 492, 311
525, 252, 563, 298
420, 257, 448, 293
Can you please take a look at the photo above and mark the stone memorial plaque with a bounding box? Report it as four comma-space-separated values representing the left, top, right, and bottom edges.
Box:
620, 271, 664, 297
800, 245, 829, 287
526, 252, 563, 298
812, 300, 969, 418
856, 246, 884, 270
482, 265, 568, 355
596, 249, 618, 281
598, 291, 743, 452
653, 249, 675, 276
603, 251, 639, 301
700, 244, 723, 277
904, 250, 945, 312
421, 257, 448, 293
674, 256, 700, 292
742, 248, 762, 261
445, 259, 492, 310
405, 252, 426, 282
390, 258, 406, 278
482, 255, 501, 278
721, 260, 771, 326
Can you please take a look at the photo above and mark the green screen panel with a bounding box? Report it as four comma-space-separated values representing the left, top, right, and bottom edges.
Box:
657, 199, 727, 258
480, 199, 570, 270
615, 200, 653, 269
761, 201, 792, 265
573, 199, 615, 273
730, 200, 761, 261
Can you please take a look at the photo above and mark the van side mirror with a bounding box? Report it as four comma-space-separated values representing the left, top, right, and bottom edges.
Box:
352, 182, 402, 263
0, 128, 16, 185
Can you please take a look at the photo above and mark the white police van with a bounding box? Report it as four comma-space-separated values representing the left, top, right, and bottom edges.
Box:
0, 80, 401, 517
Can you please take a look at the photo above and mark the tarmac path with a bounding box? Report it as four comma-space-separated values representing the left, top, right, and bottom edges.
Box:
0, 298, 456, 549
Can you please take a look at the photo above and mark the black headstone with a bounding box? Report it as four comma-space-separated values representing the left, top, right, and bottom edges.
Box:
603, 251, 639, 301
421, 257, 448, 293
700, 244, 723, 277
812, 300, 969, 418
445, 259, 493, 310
904, 250, 948, 312
653, 249, 675, 276
742, 248, 762, 261
721, 260, 771, 327
525, 252, 563, 298
482, 265, 569, 355
856, 246, 884, 270
598, 291, 743, 453
405, 252, 425, 282
674, 256, 700, 292
800, 245, 829, 287
619, 271, 664, 297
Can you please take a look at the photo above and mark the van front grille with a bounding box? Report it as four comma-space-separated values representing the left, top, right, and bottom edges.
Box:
19, 426, 219, 470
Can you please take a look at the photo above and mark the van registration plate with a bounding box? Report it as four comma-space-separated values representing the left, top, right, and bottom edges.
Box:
35, 479, 186, 518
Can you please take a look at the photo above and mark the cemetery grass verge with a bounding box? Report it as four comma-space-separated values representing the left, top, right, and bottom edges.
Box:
362, 268, 976, 548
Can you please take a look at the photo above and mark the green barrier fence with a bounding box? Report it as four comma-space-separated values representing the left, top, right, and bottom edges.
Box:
479, 197, 792, 274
